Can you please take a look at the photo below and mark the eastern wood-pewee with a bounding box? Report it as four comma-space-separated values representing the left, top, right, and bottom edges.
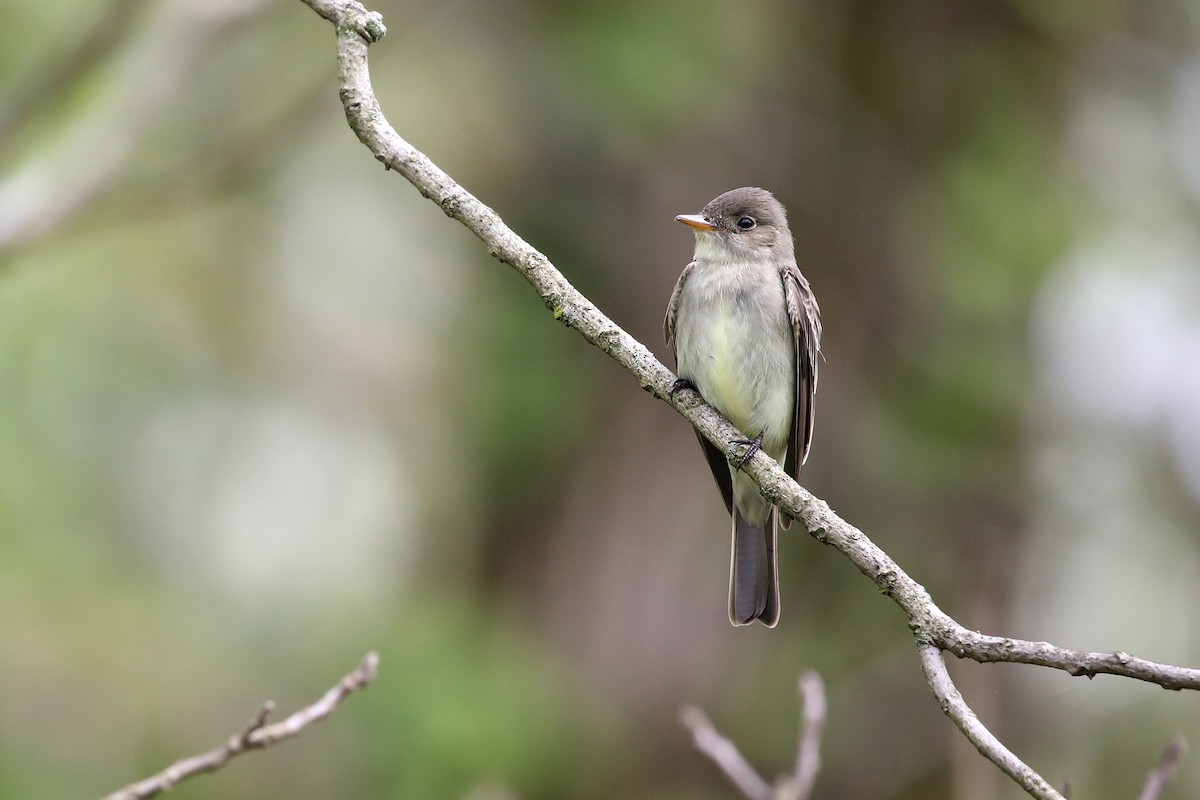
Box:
665, 187, 821, 627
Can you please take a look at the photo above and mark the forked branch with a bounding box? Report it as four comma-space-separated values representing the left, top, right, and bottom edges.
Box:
682, 671, 828, 800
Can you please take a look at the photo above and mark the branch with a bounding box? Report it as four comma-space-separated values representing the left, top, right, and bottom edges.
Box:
298, 3, 1200, 797
1136, 736, 1185, 800
919, 645, 1063, 799
681, 706, 773, 800
102, 651, 379, 800
784, 672, 826, 800
682, 670, 828, 800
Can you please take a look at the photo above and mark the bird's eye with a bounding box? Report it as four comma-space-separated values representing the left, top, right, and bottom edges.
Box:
736, 216, 756, 230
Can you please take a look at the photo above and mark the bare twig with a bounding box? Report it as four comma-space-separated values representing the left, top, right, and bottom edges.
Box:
783, 672, 826, 800
297, 3, 1200, 797
918, 645, 1064, 800
684, 671, 828, 800
1136, 736, 1186, 800
935, 630, 1200, 692
102, 651, 379, 800
682, 706, 773, 800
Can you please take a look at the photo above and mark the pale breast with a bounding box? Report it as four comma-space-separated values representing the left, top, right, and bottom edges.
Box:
674, 259, 795, 455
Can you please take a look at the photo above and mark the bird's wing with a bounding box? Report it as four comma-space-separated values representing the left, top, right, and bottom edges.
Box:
665, 261, 734, 515
664, 261, 695, 348
781, 263, 822, 479
697, 431, 734, 515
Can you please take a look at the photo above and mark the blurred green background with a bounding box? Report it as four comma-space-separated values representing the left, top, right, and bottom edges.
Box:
2, 0, 1200, 798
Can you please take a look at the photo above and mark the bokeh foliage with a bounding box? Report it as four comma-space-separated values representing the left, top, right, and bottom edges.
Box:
1, 1, 1199, 798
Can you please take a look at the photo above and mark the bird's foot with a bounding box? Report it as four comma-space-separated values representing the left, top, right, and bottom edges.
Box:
669, 378, 698, 400
732, 433, 764, 470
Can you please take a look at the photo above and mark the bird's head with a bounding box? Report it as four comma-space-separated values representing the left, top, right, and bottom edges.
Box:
676, 187, 793, 262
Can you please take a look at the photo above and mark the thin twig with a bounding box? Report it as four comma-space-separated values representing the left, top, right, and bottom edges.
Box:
681, 706, 773, 800
102, 651, 379, 800
936, 629, 1200, 692
918, 645, 1064, 800
297, 3, 1200, 796
784, 671, 826, 800
1136, 736, 1186, 800
685, 671, 828, 800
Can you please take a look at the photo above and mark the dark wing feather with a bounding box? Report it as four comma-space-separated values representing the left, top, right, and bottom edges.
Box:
697, 431, 734, 515
781, 264, 822, 480
664, 261, 695, 348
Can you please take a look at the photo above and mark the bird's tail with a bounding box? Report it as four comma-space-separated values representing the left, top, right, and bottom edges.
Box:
728, 505, 780, 627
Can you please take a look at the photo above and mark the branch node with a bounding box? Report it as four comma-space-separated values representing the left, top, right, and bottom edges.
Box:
347, 650, 380, 687
239, 701, 275, 747
337, 9, 386, 43
360, 12, 386, 42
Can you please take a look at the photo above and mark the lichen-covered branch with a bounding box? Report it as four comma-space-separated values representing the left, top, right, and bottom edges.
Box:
298, 3, 1200, 797
102, 652, 378, 800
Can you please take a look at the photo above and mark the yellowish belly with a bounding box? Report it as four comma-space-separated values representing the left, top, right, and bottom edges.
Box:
679, 303, 794, 454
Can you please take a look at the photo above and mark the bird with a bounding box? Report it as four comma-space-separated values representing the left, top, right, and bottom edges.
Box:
665, 187, 821, 627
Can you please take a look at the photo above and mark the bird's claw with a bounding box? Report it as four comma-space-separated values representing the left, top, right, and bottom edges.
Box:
669, 378, 698, 400
732, 433, 764, 470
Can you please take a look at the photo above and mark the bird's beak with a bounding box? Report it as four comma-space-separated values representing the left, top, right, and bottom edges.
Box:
675, 214, 717, 232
